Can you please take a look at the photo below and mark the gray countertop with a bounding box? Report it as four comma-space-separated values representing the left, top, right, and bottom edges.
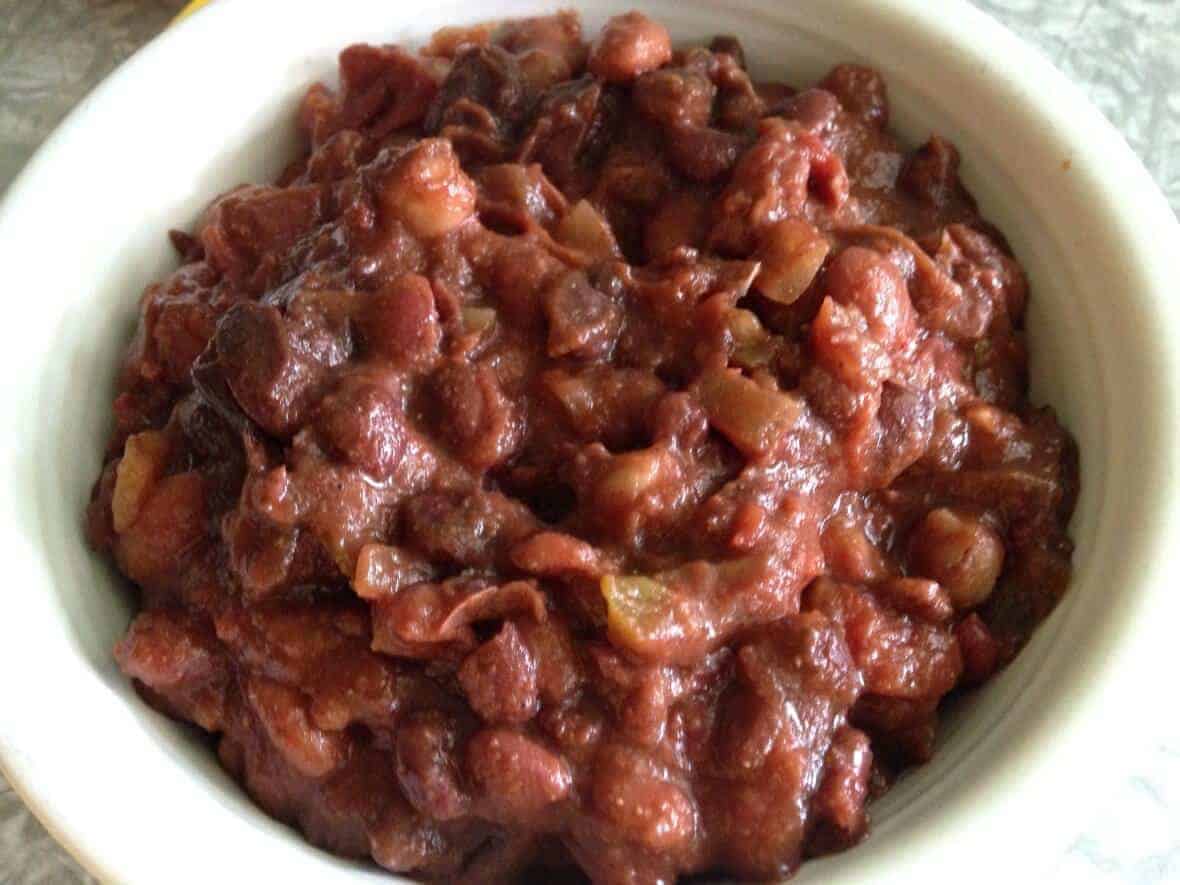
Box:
1, 0, 1177, 881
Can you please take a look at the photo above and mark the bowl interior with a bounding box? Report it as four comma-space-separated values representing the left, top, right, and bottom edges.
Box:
1, 1, 1177, 883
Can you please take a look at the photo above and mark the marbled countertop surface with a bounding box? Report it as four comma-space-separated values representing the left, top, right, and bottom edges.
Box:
1, 0, 1177, 881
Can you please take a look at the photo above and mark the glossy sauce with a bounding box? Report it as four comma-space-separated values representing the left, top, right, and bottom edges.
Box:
88, 11, 1077, 883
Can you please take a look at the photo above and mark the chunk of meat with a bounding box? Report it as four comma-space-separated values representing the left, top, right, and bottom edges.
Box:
427, 44, 532, 135
519, 77, 613, 193
403, 489, 539, 571
203, 302, 324, 437
588, 12, 672, 84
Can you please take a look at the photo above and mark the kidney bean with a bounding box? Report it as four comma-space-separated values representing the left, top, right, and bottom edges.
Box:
395, 712, 471, 820
909, 508, 1005, 610
458, 622, 541, 724
467, 728, 572, 821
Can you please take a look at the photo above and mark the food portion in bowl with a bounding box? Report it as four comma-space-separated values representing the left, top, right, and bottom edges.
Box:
85, 9, 1078, 883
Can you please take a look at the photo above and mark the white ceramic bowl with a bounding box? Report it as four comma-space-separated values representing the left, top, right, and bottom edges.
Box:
1, 1, 1178, 882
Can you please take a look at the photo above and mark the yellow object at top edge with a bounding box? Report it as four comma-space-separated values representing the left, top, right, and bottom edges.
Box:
174, 0, 212, 23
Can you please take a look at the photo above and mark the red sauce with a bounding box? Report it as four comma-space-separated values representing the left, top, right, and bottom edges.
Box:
88, 11, 1078, 882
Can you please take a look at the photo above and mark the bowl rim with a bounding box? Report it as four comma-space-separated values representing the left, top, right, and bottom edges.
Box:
1, 1, 1178, 883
